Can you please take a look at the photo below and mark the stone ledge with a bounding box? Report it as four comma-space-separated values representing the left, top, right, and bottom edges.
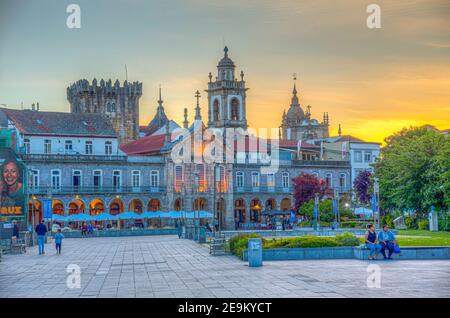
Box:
242, 246, 450, 261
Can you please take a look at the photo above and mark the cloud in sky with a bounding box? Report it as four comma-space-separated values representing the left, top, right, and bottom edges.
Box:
0, 0, 449, 143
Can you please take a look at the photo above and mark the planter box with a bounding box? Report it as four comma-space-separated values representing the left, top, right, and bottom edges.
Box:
242, 246, 355, 261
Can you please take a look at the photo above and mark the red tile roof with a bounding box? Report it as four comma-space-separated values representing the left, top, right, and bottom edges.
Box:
120, 134, 166, 155
0, 108, 116, 137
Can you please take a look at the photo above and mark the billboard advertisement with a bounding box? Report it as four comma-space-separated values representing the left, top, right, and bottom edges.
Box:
0, 148, 26, 218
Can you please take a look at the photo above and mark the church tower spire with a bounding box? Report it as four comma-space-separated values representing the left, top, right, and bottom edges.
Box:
206, 46, 248, 129
183, 108, 189, 128
194, 90, 202, 121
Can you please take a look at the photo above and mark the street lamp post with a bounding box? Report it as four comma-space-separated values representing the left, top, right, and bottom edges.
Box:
334, 188, 340, 229
313, 193, 319, 231
374, 177, 380, 228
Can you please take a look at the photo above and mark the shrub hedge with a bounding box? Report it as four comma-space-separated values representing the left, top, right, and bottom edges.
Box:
229, 232, 362, 258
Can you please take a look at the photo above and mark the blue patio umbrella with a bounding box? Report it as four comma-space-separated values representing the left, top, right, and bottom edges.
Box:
68, 213, 93, 222
199, 211, 213, 218
141, 211, 163, 219
185, 212, 195, 219
92, 213, 118, 221
118, 212, 141, 220
168, 211, 182, 218
332, 198, 337, 215
52, 214, 69, 222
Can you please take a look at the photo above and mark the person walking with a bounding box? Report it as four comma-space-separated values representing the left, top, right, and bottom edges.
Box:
35, 220, 47, 255
12, 220, 19, 239
87, 224, 94, 237
54, 229, 64, 255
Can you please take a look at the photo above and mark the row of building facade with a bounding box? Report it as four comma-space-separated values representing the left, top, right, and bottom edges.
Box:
0, 47, 380, 230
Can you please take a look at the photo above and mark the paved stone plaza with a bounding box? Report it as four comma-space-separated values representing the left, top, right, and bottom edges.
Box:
0, 235, 449, 298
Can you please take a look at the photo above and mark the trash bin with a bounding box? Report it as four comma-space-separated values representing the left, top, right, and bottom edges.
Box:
198, 226, 206, 244
248, 238, 263, 267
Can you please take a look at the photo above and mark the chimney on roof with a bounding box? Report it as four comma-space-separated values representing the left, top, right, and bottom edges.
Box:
36, 102, 40, 111
31, 103, 35, 111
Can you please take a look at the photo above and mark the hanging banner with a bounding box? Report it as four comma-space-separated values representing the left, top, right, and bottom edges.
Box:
43, 198, 53, 220
0, 148, 26, 218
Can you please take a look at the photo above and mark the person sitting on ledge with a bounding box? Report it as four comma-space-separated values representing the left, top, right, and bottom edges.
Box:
378, 224, 396, 260
365, 223, 380, 260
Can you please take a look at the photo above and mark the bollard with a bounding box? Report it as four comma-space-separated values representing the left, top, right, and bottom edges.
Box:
248, 238, 263, 267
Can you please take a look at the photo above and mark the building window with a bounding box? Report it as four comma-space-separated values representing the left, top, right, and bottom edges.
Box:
282, 172, 290, 189
85, 141, 93, 155
105, 141, 113, 155
93, 170, 102, 190
132, 170, 140, 191
44, 140, 51, 154
213, 100, 220, 121
107, 101, 116, 112
364, 152, 372, 163
196, 164, 206, 192
326, 173, 333, 188
267, 173, 275, 188
150, 170, 159, 188
51, 170, 61, 192
236, 171, 244, 188
24, 139, 30, 154
174, 165, 184, 192
215, 165, 226, 191
65, 140, 73, 154
29, 169, 39, 192
339, 173, 346, 188
231, 98, 240, 121
113, 170, 121, 192
251, 171, 260, 188
72, 170, 82, 191
354, 151, 362, 163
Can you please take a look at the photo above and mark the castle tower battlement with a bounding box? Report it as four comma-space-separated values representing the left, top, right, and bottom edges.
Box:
67, 78, 142, 144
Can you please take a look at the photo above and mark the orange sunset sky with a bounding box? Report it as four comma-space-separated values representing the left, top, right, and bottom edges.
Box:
0, 0, 449, 143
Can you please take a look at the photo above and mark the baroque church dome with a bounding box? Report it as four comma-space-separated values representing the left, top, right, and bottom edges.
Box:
217, 46, 235, 68
285, 83, 304, 124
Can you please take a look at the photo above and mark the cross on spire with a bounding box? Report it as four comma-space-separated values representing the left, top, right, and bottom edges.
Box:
194, 90, 202, 120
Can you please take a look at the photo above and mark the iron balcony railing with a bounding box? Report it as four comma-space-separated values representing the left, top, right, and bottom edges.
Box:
233, 185, 350, 194
233, 186, 292, 194
20, 153, 127, 162
28, 185, 166, 195
291, 160, 351, 167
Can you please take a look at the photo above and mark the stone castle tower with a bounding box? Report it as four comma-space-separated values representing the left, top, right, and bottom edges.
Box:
67, 78, 142, 144
206, 46, 248, 129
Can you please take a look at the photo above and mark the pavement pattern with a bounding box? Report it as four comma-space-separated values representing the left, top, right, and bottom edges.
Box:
0, 235, 449, 298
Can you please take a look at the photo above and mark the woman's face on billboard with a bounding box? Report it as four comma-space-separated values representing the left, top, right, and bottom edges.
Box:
3, 162, 19, 186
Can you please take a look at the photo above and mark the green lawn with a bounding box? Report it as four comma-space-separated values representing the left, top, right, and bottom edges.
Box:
395, 230, 450, 247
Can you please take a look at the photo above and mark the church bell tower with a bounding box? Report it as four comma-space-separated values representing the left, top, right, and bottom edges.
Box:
206, 47, 248, 130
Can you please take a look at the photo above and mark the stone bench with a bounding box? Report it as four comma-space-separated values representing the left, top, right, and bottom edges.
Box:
354, 245, 450, 260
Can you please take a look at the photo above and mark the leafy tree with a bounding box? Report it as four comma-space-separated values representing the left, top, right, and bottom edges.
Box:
292, 173, 330, 210
353, 170, 373, 205
298, 199, 353, 223
375, 127, 449, 215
